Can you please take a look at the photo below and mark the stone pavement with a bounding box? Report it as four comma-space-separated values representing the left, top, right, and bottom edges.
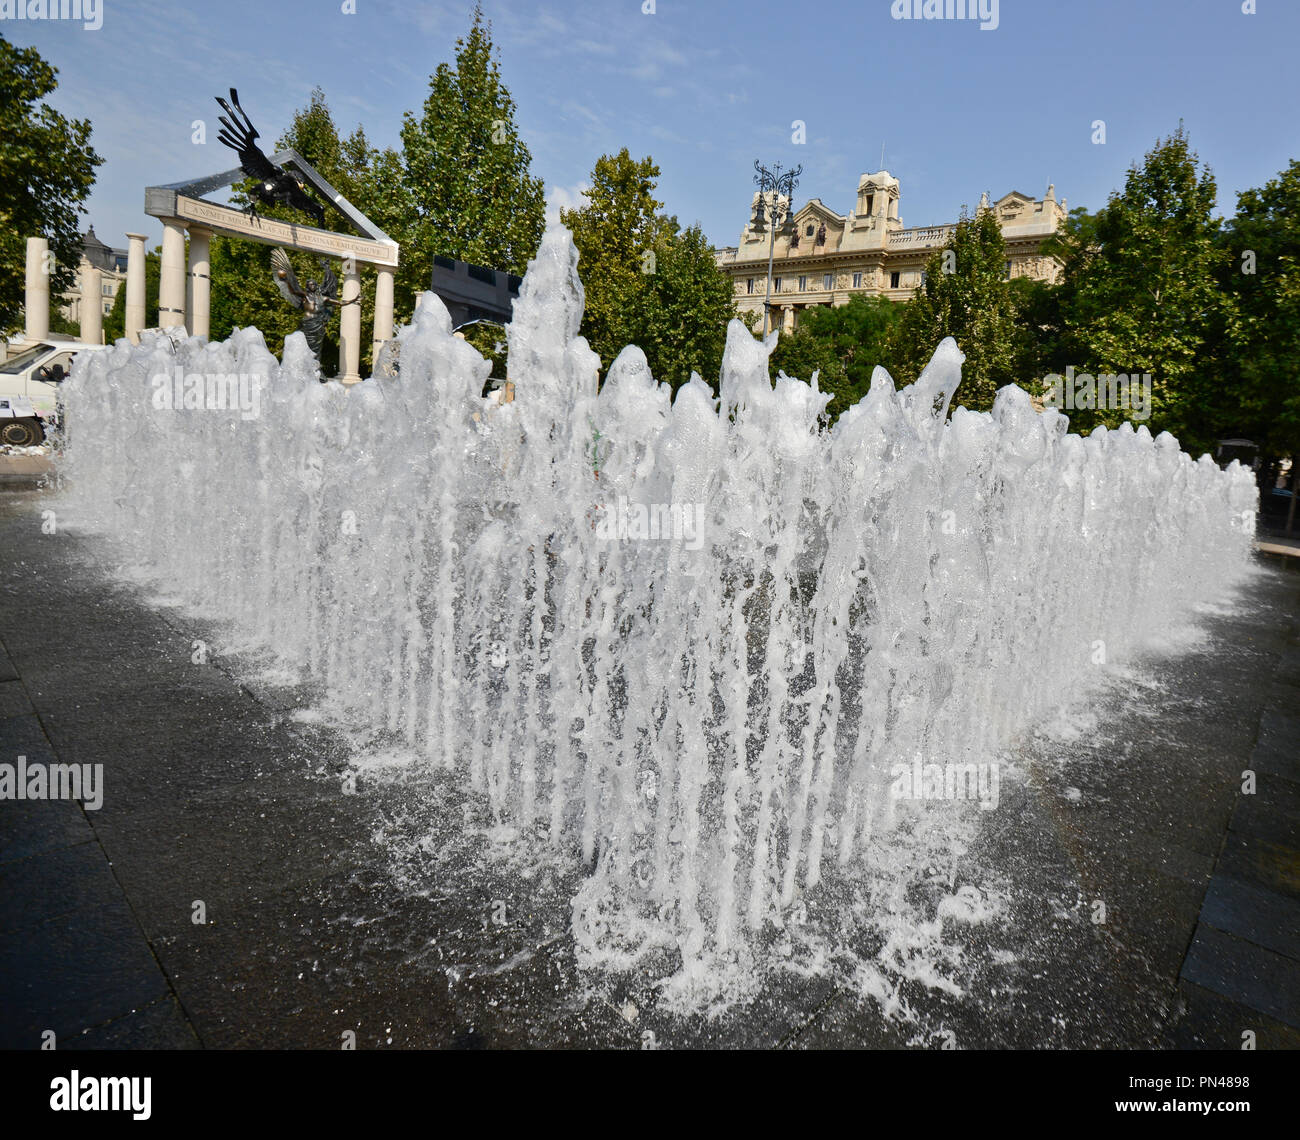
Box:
1178, 688, 1300, 1039
0, 485, 1297, 1049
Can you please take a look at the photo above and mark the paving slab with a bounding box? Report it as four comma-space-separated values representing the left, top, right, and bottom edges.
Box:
0, 894, 172, 1049
1181, 924, 1300, 1029
1199, 875, 1300, 960
1167, 980, 1300, 1050
0, 839, 119, 932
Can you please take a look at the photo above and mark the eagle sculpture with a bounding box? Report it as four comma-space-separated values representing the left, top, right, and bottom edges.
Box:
215, 88, 326, 226
270, 248, 356, 362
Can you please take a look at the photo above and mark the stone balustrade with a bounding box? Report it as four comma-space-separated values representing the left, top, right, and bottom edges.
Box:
888, 225, 957, 248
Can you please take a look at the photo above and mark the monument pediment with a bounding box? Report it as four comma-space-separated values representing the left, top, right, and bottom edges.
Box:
145, 147, 397, 263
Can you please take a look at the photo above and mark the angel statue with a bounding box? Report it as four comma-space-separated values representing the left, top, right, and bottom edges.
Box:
270, 248, 358, 363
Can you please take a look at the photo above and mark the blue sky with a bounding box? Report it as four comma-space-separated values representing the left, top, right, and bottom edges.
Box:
6, 0, 1298, 256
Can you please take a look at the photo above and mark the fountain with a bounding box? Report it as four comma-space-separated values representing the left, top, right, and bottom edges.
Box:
58, 227, 1258, 1014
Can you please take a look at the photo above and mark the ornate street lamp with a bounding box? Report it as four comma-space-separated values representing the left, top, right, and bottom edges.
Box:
753, 160, 801, 337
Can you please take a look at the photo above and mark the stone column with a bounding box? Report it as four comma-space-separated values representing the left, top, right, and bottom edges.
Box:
158, 219, 187, 328
25, 237, 50, 343
339, 260, 362, 384
371, 267, 395, 366
125, 232, 147, 343
187, 226, 211, 338
81, 263, 103, 345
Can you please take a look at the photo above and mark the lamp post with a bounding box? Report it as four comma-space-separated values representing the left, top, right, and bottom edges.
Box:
752, 160, 801, 337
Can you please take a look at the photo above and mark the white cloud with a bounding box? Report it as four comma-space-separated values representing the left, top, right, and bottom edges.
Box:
560, 100, 604, 126
650, 125, 688, 145
626, 39, 689, 81
573, 38, 617, 55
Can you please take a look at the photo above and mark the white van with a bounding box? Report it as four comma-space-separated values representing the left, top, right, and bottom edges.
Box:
0, 340, 112, 424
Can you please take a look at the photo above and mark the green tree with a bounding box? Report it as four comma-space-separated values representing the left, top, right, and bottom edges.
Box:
565, 153, 737, 391
398, 3, 544, 315
1053, 125, 1226, 437
770, 294, 902, 417
768, 321, 846, 396
626, 222, 737, 393
0, 34, 102, 335
1034, 205, 1101, 373
562, 149, 673, 374
49, 307, 80, 338
1215, 159, 1300, 477
888, 206, 1021, 411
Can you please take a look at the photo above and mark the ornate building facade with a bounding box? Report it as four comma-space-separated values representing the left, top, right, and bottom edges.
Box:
714, 170, 1067, 333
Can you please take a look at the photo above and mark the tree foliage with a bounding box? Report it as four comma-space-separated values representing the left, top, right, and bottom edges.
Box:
887, 206, 1022, 411
769, 295, 901, 415
1214, 159, 1300, 467
562, 149, 673, 373
0, 34, 102, 336
1048, 125, 1225, 439
397, 3, 544, 314
625, 222, 736, 391
563, 150, 735, 392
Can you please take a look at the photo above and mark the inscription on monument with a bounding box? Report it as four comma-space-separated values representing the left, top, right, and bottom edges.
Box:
174, 196, 398, 267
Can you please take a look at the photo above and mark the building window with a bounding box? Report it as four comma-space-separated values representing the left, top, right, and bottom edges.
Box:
1004, 260, 1012, 279
865, 194, 874, 216
823, 273, 833, 290
103, 302, 112, 315
890, 271, 900, 288
101, 283, 113, 297
852, 271, 863, 288
798, 275, 807, 291
774, 277, 782, 293
920, 270, 928, 286
747, 278, 754, 294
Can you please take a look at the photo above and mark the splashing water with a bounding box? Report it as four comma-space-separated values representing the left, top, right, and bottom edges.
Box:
59, 227, 1257, 1013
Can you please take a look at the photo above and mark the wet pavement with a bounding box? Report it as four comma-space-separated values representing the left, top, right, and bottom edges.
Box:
1, 486, 1297, 1049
